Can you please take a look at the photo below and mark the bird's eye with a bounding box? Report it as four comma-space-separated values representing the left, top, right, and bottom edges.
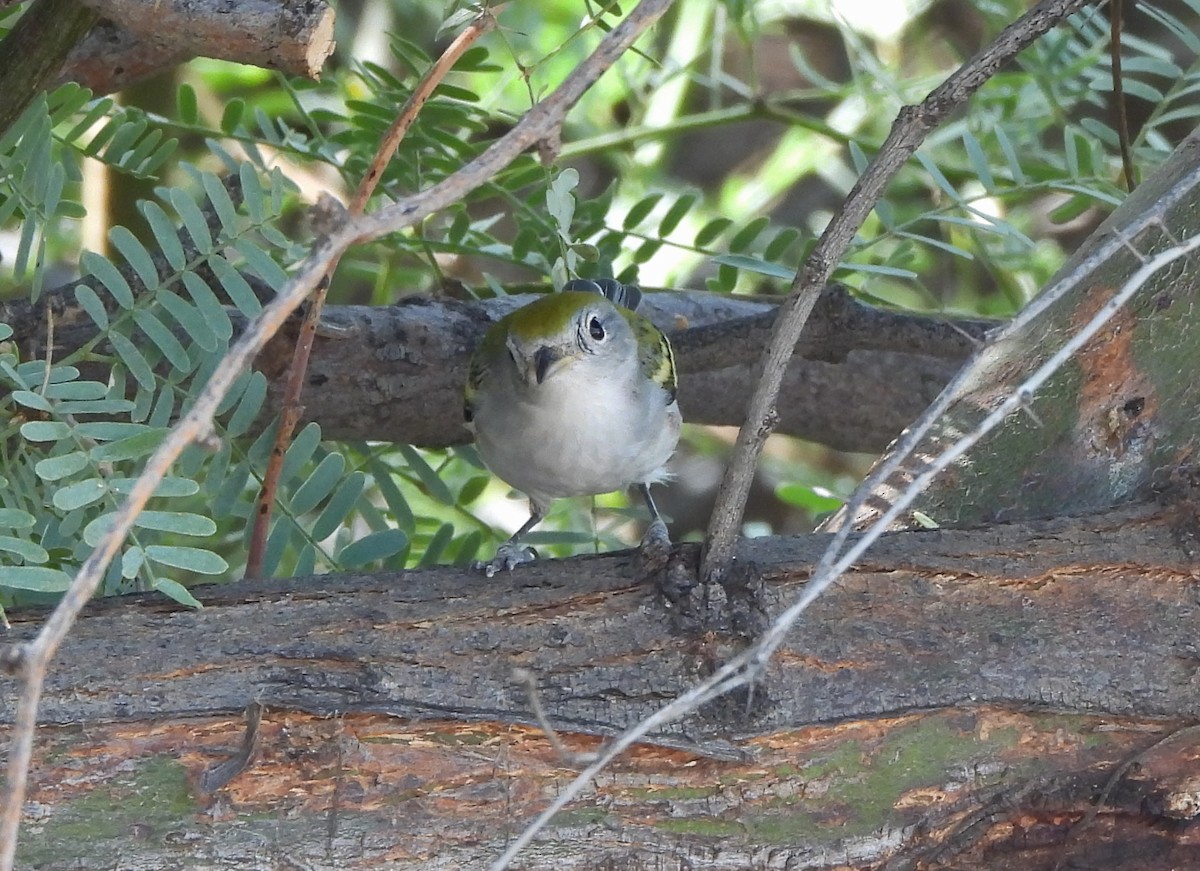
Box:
588, 317, 605, 341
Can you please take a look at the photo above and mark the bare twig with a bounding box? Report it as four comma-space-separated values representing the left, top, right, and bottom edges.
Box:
0, 1, 675, 864
1110, 0, 1136, 192
513, 668, 599, 765
699, 0, 1093, 585
245, 7, 498, 578
489, 225, 1200, 871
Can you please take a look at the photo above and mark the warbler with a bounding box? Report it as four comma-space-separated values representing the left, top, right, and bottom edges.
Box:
464, 278, 681, 576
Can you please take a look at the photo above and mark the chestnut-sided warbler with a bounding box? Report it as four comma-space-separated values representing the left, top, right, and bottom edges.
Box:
465, 278, 681, 576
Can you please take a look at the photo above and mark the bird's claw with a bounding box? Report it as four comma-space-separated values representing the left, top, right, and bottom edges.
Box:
635, 518, 672, 578
474, 543, 538, 577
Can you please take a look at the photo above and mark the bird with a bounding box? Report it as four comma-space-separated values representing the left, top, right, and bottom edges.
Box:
464, 278, 681, 576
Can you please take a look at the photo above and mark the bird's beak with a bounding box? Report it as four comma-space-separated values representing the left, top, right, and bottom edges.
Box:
532, 346, 561, 385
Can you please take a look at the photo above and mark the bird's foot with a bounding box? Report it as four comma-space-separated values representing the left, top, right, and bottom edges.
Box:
635, 518, 672, 578
474, 542, 538, 578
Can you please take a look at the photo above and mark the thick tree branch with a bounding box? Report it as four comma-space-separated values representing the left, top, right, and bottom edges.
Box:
4, 503, 1200, 868
76, 0, 334, 80
3, 286, 983, 453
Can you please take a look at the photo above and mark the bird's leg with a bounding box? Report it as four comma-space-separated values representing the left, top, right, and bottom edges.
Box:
637, 483, 671, 569
475, 505, 543, 577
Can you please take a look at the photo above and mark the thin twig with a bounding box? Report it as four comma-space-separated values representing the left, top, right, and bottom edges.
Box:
699, 0, 1093, 585
245, 8, 500, 578
1110, 0, 1136, 192
488, 229, 1200, 870
0, 1, 675, 865
513, 668, 599, 765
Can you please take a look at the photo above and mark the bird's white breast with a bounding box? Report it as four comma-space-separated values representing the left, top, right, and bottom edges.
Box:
472, 360, 680, 510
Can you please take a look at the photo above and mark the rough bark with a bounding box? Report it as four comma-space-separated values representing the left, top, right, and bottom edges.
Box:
64, 0, 336, 89
6, 500, 1200, 869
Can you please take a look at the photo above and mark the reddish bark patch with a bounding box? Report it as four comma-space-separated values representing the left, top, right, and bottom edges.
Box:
1072, 287, 1157, 457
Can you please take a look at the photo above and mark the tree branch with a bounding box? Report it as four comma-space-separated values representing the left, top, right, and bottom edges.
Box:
4, 503, 1200, 867
76, 0, 334, 80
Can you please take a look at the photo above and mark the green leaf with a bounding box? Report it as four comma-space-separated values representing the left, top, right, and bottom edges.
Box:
764, 228, 802, 263
141, 200, 187, 271
962, 130, 994, 191
311, 472, 366, 540
156, 290, 218, 353
122, 546, 144, 579
145, 545, 228, 575
208, 254, 262, 315
234, 239, 289, 289
109, 226, 160, 289
53, 478, 107, 511
152, 577, 203, 608
200, 172, 240, 238
109, 331, 156, 389
169, 187, 212, 253
221, 99, 245, 133
711, 254, 794, 280
76, 422, 154, 441
35, 452, 90, 481
695, 217, 733, 248
0, 508, 36, 529
90, 429, 166, 462
848, 140, 869, 174
623, 193, 663, 230
177, 83, 198, 124
134, 309, 192, 371
74, 284, 110, 330
0, 567, 71, 592
11, 390, 51, 412
369, 457, 414, 530
0, 323, 11, 342
418, 522, 454, 567
776, 483, 843, 513
915, 151, 961, 201
658, 193, 696, 236
135, 511, 217, 536
280, 423, 323, 484
83, 513, 117, 547
729, 216, 770, 253
0, 536, 49, 563
44, 380, 107, 400
398, 444, 455, 505
20, 420, 70, 442
339, 529, 409, 568
1048, 194, 1094, 225
546, 168, 579, 238
225, 370, 267, 437
81, 250, 133, 307
289, 452, 345, 515
181, 272, 234, 341
108, 476, 198, 497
